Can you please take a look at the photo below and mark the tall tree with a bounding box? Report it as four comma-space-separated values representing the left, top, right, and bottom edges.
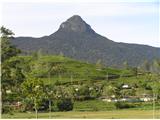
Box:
1, 26, 20, 62
1, 26, 22, 90
1, 26, 23, 114
21, 77, 45, 119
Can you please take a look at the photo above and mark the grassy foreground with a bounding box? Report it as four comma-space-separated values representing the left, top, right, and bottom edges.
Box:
2, 110, 160, 119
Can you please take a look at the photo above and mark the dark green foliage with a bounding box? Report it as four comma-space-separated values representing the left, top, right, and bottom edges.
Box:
130, 67, 138, 76
115, 102, 135, 109
1, 27, 25, 113
1, 26, 23, 91
21, 77, 46, 118
1, 26, 21, 62
132, 102, 160, 110
2, 105, 13, 114
21, 98, 34, 112
54, 80, 61, 85
74, 100, 116, 111
1, 27, 23, 85
2, 57, 25, 87
38, 99, 50, 111
73, 84, 102, 101
57, 98, 73, 111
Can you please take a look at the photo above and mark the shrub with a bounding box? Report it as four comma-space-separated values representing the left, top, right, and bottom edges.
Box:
57, 98, 73, 111
52, 103, 59, 112
55, 80, 60, 85
92, 106, 98, 111
38, 99, 49, 111
115, 102, 135, 109
2, 105, 13, 114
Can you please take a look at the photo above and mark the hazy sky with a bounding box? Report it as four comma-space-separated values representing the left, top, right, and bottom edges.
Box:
1, 0, 159, 47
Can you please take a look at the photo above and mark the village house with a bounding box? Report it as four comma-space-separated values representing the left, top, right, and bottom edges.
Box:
140, 97, 153, 102
122, 84, 130, 89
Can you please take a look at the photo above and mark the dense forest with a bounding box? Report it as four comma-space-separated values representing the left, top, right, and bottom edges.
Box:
1, 27, 160, 118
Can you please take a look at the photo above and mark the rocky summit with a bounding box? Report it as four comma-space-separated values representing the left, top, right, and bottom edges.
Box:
58, 15, 94, 33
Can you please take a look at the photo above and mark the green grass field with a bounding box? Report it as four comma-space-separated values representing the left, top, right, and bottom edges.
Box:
2, 110, 160, 119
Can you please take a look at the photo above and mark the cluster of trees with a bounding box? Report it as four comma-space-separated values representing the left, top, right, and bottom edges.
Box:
1, 27, 73, 118
1, 26, 24, 114
72, 83, 103, 101
1, 27, 104, 117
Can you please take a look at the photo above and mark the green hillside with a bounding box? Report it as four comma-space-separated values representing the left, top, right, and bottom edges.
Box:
20, 55, 133, 85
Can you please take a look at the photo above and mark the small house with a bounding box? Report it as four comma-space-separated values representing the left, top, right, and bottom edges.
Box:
6, 90, 12, 94
122, 84, 130, 89
140, 97, 153, 102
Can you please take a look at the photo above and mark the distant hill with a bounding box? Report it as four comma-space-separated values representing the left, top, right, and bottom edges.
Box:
11, 15, 160, 67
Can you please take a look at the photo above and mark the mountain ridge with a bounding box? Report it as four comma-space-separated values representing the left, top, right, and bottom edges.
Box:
11, 15, 160, 67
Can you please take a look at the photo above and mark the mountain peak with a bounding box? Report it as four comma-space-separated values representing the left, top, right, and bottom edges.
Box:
67, 15, 83, 22
58, 15, 95, 33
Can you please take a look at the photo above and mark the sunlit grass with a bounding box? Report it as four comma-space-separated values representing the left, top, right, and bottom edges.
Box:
2, 110, 160, 119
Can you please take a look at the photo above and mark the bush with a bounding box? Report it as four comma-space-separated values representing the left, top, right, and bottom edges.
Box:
52, 103, 59, 112
90, 76, 106, 80
21, 99, 34, 111
38, 99, 49, 111
55, 80, 61, 85
91, 106, 98, 111
115, 102, 135, 109
57, 98, 73, 111
2, 105, 13, 114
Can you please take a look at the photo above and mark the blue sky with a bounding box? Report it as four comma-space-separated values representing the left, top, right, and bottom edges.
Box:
1, 0, 159, 47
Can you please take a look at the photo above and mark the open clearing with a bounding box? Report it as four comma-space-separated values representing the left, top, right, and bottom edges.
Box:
2, 110, 160, 119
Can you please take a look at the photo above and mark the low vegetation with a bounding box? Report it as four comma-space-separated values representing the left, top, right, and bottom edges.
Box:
2, 110, 160, 119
